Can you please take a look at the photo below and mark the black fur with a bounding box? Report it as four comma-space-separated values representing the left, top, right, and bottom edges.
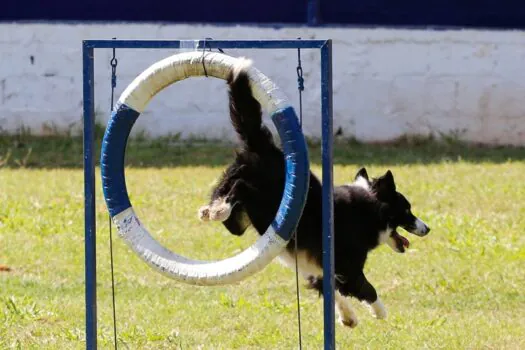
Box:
201, 63, 430, 321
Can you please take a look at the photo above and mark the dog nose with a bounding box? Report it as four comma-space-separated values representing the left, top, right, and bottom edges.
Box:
425, 226, 431, 234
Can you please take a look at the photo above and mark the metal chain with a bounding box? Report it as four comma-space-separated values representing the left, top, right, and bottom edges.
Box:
109, 39, 118, 350
201, 38, 210, 77
296, 46, 305, 126
294, 38, 305, 350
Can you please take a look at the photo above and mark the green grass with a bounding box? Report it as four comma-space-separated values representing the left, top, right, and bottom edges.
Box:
1, 135, 524, 349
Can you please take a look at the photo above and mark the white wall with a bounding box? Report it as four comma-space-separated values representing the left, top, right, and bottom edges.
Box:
1, 23, 525, 145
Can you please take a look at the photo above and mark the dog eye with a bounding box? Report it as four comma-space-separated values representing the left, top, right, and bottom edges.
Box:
405, 209, 410, 214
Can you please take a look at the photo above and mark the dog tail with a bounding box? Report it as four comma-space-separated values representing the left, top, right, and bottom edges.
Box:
227, 58, 274, 151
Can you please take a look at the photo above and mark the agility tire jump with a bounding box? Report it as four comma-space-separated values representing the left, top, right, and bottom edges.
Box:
100, 51, 310, 286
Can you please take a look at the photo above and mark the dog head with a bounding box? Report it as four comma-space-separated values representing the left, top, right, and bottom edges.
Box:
355, 168, 431, 253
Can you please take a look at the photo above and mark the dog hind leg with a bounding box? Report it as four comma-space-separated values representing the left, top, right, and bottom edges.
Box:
306, 276, 359, 328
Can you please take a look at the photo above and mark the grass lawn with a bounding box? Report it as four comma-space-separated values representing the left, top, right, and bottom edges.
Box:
1, 134, 524, 349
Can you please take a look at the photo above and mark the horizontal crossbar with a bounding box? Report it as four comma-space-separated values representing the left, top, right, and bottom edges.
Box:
83, 39, 328, 49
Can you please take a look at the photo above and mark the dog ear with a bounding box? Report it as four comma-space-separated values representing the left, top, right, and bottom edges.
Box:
373, 170, 396, 195
355, 167, 369, 181
384, 170, 396, 188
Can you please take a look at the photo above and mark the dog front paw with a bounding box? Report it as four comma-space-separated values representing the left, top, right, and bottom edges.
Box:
209, 206, 232, 221
208, 198, 233, 221
198, 205, 210, 221
369, 299, 387, 320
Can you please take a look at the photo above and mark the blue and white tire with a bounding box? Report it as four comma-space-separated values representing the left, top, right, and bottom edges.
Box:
100, 51, 309, 286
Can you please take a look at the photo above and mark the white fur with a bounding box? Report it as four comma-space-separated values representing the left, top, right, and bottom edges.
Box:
378, 226, 402, 252
278, 250, 323, 278
414, 217, 429, 235
198, 205, 210, 221
353, 175, 371, 191
232, 57, 253, 82
198, 197, 233, 222
368, 298, 387, 319
279, 251, 362, 328
335, 291, 359, 328
378, 226, 392, 245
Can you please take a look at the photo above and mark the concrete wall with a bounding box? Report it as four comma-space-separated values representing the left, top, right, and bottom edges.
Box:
1, 23, 524, 145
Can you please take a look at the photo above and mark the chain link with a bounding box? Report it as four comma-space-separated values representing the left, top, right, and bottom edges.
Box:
296, 41, 304, 126
294, 38, 304, 350
110, 45, 118, 102
296, 66, 304, 92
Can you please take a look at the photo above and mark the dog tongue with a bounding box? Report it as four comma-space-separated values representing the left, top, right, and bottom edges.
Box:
394, 230, 410, 248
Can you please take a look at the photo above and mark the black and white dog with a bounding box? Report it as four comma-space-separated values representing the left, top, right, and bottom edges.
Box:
198, 59, 430, 328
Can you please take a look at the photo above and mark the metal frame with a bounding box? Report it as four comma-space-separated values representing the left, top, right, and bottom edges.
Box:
82, 39, 334, 349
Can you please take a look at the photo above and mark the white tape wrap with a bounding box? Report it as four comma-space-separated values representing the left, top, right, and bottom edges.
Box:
114, 208, 287, 285
119, 51, 289, 115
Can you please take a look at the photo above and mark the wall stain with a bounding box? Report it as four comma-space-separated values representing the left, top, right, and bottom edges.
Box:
0, 79, 5, 105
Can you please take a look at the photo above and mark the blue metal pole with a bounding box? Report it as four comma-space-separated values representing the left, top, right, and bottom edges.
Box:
321, 40, 335, 350
83, 41, 97, 350
84, 40, 325, 50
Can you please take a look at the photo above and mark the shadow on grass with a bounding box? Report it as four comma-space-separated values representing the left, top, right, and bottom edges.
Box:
1, 133, 524, 169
